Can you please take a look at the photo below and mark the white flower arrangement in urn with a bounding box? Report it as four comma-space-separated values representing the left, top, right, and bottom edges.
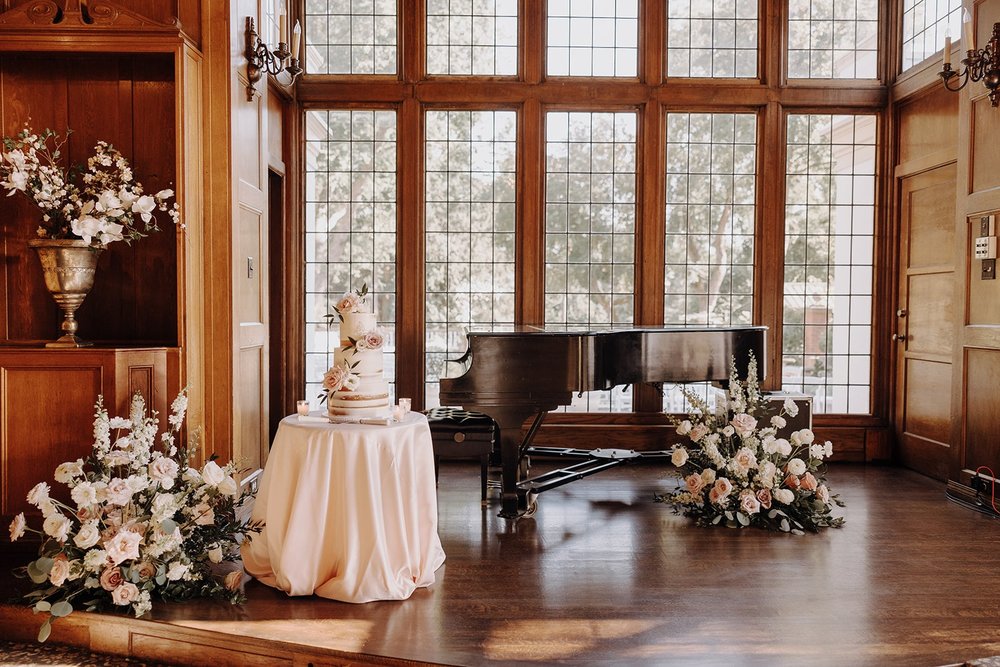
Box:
8, 391, 260, 642
0, 124, 180, 246
661, 353, 845, 533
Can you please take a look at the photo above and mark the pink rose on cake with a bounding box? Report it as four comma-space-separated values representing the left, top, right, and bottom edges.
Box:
357, 329, 384, 351
323, 364, 360, 393
328, 283, 370, 322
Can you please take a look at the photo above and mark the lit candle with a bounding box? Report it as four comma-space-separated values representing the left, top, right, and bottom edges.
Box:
279, 13, 287, 46
963, 8, 975, 51
392, 405, 405, 421
291, 20, 302, 61
296, 400, 310, 416
943, 35, 951, 68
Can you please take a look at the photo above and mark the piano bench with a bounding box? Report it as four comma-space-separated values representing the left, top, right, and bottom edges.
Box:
424, 407, 497, 504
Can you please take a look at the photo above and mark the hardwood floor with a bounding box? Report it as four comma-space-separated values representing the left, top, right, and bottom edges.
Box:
1, 462, 999, 666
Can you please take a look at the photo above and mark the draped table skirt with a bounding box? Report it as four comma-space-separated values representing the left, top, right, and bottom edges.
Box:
241, 412, 446, 602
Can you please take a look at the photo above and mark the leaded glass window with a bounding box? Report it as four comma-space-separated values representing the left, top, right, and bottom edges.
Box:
304, 0, 398, 75
547, 0, 638, 77
787, 0, 879, 78
667, 0, 759, 78
426, 0, 518, 75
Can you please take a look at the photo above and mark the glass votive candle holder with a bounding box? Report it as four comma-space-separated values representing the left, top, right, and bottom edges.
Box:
296, 400, 310, 416
392, 404, 405, 421
398, 397, 411, 414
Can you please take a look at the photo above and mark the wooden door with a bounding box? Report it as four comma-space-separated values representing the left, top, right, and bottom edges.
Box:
894, 163, 956, 480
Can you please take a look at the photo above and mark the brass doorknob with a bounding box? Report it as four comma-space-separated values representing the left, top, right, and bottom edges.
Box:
897, 309, 907, 317
892, 333, 906, 341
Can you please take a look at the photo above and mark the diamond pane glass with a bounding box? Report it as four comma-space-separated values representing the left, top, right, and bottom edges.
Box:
783, 114, 876, 414
305, 0, 398, 75
304, 110, 398, 408
787, 0, 879, 79
426, 0, 518, 75
545, 111, 636, 412
425, 110, 517, 408
667, 0, 759, 78
547, 0, 639, 77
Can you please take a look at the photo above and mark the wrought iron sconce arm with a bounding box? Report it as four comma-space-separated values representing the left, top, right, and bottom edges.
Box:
939, 22, 1000, 107
244, 16, 303, 101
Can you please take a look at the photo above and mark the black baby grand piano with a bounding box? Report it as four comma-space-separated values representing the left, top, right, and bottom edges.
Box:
438, 324, 767, 518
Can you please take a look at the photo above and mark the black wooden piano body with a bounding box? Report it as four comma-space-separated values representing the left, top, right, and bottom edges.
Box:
438, 324, 767, 517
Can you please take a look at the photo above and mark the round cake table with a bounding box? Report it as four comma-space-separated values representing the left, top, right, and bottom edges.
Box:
241, 412, 446, 602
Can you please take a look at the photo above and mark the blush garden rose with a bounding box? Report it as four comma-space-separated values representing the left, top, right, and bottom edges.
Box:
9, 391, 260, 642
660, 353, 845, 533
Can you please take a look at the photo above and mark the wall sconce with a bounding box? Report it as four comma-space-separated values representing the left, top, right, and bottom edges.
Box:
939, 11, 1000, 107
244, 16, 302, 101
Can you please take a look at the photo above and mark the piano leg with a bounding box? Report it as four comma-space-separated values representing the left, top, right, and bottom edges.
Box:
496, 410, 548, 519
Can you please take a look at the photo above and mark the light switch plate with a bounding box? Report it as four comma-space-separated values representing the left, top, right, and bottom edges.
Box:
975, 236, 997, 259
980, 215, 997, 237
983, 259, 996, 280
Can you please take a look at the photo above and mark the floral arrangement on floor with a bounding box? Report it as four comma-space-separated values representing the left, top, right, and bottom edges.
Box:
661, 354, 845, 533
0, 124, 180, 247
8, 391, 260, 642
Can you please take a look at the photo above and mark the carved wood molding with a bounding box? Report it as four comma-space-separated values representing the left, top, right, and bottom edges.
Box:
0, 0, 179, 31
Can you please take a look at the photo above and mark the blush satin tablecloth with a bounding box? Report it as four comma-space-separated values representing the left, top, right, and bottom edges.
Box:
241, 412, 446, 602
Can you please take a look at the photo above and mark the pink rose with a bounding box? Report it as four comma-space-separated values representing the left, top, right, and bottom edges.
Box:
685, 473, 705, 495
104, 529, 142, 565
360, 331, 384, 350
134, 561, 156, 581
323, 365, 351, 392
335, 292, 361, 314
100, 566, 125, 591
708, 478, 733, 505
730, 413, 757, 438
739, 489, 761, 515
105, 478, 134, 506
816, 484, 831, 504
732, 447, 758, 473
689, 423, 710, 443
148, 456, 179, 490
784, 474, 800, 489
48, 557, 70, 587
800, 472, 818, 491
756, 488, 772, 509
111, 581, 140, 606
224, 570, 243, 592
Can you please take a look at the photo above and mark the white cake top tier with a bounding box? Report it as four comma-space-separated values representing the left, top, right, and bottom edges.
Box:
339, 312, 378, 343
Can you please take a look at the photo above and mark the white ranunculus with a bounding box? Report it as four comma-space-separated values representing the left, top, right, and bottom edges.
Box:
786, 458, 807, 476
671, 446, 689, 467
27, 481, 50, 506
84, 549, 108, 573
824, 441, 834, 457
54, 460, 84, 484
775, 438, 792, 456
792, 428, 815, 446
9, 513, 25, 541
770, 415, 786, 429
810, 444, 826, 460
73, 521, 101, 550
773, 488, 795, 504
783, 398, 799, 417
42, 514, 72, 543
201, 460, 225, 487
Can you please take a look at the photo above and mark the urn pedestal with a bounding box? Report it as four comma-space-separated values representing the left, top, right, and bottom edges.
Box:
28, 239, 102, 348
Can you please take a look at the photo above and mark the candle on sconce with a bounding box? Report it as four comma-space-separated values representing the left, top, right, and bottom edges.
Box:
963, 8, 975, 50
296, 400, 310, 416
291, 20, 302, 61
279, 12, 287, 46
943, 34, 951, 68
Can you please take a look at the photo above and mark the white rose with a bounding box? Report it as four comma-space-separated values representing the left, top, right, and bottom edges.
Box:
773, 488, 795, 504
730, 413, 758, 438
74, 521, 101, 549
721, 425, 735, 438
48, 558, 71, 587
54, 460, 84, 484
671, 447, 689, 467
131, 194, 157, 222
786, 458, 807, 476
676, 420, 692, 436
105, 530, 142, 565
148, 456, 180, 489
191, 501, 215, 526
166, 561, 189, 581
105, 478, 134, 506
218, 476, 239, 498
207, 545, 224, 564
201, 461, 226, 487
701, 468, 717, 485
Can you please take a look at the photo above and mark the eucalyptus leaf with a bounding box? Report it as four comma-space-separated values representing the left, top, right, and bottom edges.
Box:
792, 529, 805, 536
160, 518, 178, 534
767, 510, 779, 519
27, 566, 49, 585
38, 619, 51, 643
35, 557, 54, 574
780, 518, 790, 532
33, 601, 51, 613
50, 601, 73, 618
155, 574, 167, 586
737, 512, 750, 526
712, 515, 723, 525
724, 511, 733, 521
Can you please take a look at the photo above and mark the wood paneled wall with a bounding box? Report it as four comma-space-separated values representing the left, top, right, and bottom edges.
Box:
952, 0, 1000, 486
0, 54, 178, 345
